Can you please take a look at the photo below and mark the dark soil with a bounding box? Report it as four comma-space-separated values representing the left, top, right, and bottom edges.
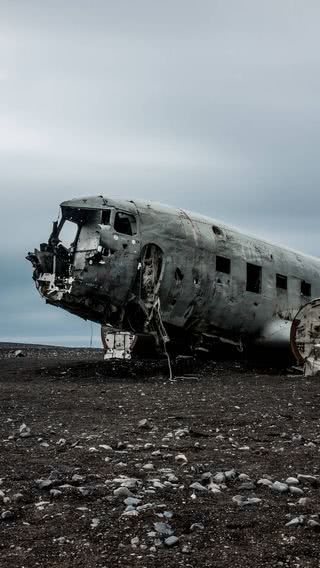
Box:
0, 344, 320, 568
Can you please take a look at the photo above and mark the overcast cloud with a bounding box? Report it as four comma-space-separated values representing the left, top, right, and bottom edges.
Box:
1, 0, 320, 346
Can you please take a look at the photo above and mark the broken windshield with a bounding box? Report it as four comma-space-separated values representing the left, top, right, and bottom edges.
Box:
58, 220, 78, 249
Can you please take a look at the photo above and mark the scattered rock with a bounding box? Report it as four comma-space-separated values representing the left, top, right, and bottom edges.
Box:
257, 478, 273, 487
138, 419, 152, 430
286, 477, 299, 485
163, 511, 174, 519
232, 495, 246, 505
208, 482, 222, 494
1, 511, 15, 521
113, 477, 139, 489
286, 516, 305, 528
78, 487, 90, 497
154, 522, 174, 536
213, 472, 226, 484
114, 487, 132, 498
272, 481, 288, 493
239, 482, 256, 491
91, 518, 100, 529
153, 481, 165, 489
122, 510, 139, 517
124, 497, 141, 507
36, 479, 53, 490
308, 519, 320, 529
297, 474, 318, 486
225, 469, 237, 481
190, 482, 208, 492
142, 463, 154, 471
50, 489, 62, 499
190, 523, 205, 532
19, 424, 31, 438
298, 497, 310, 507
72, 474, 86, 484
200, 472, 213, 485
289, 486, 304, 496
12, 493, 24, 503
174, 428, 190, 438
13, 350, 25, 358
165, 536, 179, 547
244, 497, 262, 506
233, 495, 261, 506
238, 474, 251, 482
99, 445, 113, 451
35, 501, 50, 510
175, 454, 188, 465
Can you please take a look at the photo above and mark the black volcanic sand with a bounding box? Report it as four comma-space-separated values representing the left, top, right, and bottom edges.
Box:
0, 344, 320, 568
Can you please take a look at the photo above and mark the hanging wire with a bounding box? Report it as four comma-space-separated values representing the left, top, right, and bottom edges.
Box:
155, 299, 173, 381
89, 322, 93, 349
163, 338, 173, 381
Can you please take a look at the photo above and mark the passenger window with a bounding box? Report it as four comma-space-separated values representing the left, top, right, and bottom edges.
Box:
276, 274, 287, 290
246, 263, 261, 294
301, 280, 311, 297
216, 256, 231, 274
114, 212, 136, 236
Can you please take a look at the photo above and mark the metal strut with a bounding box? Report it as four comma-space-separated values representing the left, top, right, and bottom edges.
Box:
147, 298, 173, 380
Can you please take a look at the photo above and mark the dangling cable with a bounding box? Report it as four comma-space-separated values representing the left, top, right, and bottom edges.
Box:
163, 339, 173, 381
155, 299, 173, 381
90, 322, 93, 349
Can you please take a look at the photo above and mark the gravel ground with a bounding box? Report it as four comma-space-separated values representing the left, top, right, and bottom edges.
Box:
0, 345, 320, 567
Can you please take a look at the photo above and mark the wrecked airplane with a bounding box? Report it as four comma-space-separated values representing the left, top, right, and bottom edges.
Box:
27, 196, 320, 368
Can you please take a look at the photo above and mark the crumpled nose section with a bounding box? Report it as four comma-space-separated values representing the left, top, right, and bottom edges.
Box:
26, 246, 54, 279
26, 251, 39, 270
26, 197, 143, 330
26, 241, 74, 302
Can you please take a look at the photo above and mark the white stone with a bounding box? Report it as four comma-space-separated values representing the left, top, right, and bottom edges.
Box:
189, 482, 208, 492
286, 477, 299, 485
272, 481, 288, 493
289, 486, 304, 496
175, 454, 188, 464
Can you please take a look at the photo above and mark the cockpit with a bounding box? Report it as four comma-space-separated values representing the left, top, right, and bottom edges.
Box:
27, 196, 141, 327
55, 206, 137, 252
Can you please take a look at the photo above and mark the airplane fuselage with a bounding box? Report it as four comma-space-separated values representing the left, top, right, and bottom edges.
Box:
27, 196, 320, 354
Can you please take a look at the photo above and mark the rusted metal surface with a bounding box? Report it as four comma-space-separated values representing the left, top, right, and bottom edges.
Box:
27, 196, 320, 357
291, 299, 320, 375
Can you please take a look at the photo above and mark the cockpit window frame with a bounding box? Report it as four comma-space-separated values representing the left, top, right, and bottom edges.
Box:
101, 209, 112, 226
56, 217, 81, 252
114, 210, 137, 236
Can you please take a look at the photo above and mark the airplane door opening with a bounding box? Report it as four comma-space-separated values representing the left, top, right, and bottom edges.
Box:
140, 244, 164, 309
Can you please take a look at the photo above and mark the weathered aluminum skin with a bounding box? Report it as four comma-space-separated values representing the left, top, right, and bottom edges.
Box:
27, 196, 320, 352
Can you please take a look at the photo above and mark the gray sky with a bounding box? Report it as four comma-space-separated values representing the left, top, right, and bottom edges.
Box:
1, 0, 320, 346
